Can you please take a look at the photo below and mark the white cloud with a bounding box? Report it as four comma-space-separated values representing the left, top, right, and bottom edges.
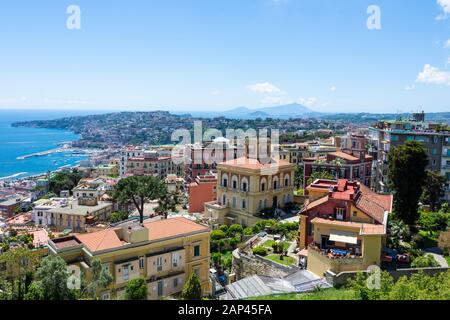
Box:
298, 97, 318, 108
405, 85, 415, 91
447, 57, 450, 66
436, 0, 450, 20
445, 39, 450, 48
247, 82, 284, 94
416, 64, 450, 85
329, 85, 337, 92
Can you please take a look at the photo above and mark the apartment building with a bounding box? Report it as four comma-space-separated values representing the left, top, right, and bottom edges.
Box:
184, 138, 245, 181
369, 112, 450, 199
122, 151, 183, 179
277, 143, 309, 164
48, 217, 211, 300
33, 197, 113, 232
298, 179, 392, 278
205, 157, 296, 227
72, 178, 113, 199
303, 134, 373, 188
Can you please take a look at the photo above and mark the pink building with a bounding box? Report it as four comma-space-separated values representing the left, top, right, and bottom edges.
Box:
188, 175, 217, 213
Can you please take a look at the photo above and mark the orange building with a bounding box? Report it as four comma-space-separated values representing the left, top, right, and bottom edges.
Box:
188, 175, 217, 213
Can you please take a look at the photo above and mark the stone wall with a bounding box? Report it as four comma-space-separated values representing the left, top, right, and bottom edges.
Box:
231, 248, 296, 280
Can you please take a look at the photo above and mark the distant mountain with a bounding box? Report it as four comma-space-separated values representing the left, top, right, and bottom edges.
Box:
180, 103, 319, 119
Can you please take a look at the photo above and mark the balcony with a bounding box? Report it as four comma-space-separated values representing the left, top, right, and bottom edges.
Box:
308, 243, 365, 276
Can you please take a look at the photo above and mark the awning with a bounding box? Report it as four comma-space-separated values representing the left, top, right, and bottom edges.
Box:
329, 230, 358, 244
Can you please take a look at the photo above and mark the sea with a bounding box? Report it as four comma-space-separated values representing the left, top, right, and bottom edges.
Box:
0, 109, 107, 180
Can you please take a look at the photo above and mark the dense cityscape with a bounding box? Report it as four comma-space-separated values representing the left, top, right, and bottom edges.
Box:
1, 0, 450, 310
0, 110, 449, 301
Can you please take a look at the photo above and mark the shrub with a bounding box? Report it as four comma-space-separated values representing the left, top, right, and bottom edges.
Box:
252, 246, 268, 256
410, 254, 439, 268
211, 230, 226, 240
243, 227, 253, 236
228, 224, 243, 236
219, 225, 229, 233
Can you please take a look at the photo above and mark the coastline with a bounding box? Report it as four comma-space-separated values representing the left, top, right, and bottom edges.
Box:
0, 116, 89, 181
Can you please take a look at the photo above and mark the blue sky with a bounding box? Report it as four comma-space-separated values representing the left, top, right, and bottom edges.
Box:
0, 0, 450, 113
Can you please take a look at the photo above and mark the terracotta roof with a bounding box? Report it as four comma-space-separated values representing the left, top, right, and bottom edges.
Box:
300, 196, 329, 213
76, 217, 209, 253
329, 151, 359, 161
355, 184, 393, 223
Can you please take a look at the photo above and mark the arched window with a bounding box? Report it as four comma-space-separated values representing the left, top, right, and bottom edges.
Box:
241, 177, 249, 192
273, 176, 279, 190
232, 175, 239, 189
222, 173, 228, 187
260, 178, 267, 192
284, 174, 290, 187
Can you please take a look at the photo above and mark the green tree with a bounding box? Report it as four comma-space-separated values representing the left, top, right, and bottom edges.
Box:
387, 219, 411, 248
48, 170, 82, 195
228, 224, 243, 236
307, 170, 334, 186
0, 247, 40, 300
182, 273, 202, 300
81, 258, 113, 300
108, 211, 130, 223
35, 255, 73, 300
294, 165, 304, 188
211, 230, 226, 240
124, 277, 148, 300
155, 191, 181, 219
24, 281, 43, 300
388, 141, 428, 225
111, 176, 167, 224
421, 171, 446, 212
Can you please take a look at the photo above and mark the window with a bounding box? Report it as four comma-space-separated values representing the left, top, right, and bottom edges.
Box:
172, 253, 179, 268
173, 278, 179, 288
232, 197, 237, 208
193, 245, 201, 257
335, 208, 346, 220
157, 281, 164, 297
156, 257, 163, 272
101, 292, 111, 300
223, 178, 228, 187
261, 183, 266, 191
139, 257, 145, 269
242, 182, 247, 192
222, 194, 227, 206
353, 211, 358, 217
242, 199, 246, 209
123, 265, 129, 281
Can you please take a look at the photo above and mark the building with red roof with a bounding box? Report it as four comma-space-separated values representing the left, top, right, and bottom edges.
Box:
298, 179, 393, 278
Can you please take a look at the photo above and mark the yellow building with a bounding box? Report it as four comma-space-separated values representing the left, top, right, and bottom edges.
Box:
48, 217, 211, 300
298, 179, 393, 278
205, 157, 296, 227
